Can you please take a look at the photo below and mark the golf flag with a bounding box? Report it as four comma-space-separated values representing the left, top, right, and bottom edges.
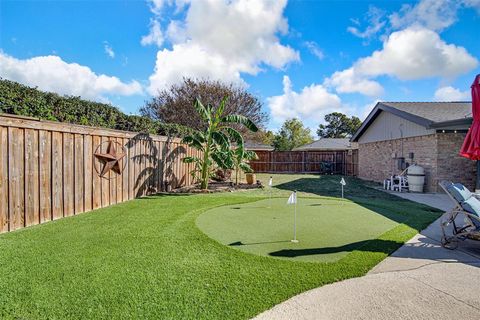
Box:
268, 176, 273, 208
287, 191, 297, 204
340, 178, 346, 186
288, 191, 299, 243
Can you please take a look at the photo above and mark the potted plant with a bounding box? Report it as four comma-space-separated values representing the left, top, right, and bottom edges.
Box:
245, 170, 256, 185
232, 147, 258, 185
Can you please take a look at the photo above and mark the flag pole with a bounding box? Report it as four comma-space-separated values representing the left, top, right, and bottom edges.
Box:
292, 190, 298, 243
269, 176, 273, 208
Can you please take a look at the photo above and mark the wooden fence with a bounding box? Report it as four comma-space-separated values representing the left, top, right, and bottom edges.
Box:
0, 114, 199, 233
249, 150, 358, 176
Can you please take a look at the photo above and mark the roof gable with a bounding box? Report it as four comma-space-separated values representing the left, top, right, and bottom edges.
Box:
351, 101, 472, 142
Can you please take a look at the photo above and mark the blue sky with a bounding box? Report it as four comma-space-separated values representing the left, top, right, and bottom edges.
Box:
1, 0, 479, 133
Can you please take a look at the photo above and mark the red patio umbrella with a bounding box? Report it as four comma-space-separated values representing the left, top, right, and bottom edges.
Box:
460, 74, 480, 191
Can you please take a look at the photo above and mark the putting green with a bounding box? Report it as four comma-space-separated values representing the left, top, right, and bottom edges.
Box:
196, 197, 399, 263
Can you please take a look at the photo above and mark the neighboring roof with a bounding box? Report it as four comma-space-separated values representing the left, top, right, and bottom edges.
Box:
351, 101, 472, 142
293, 138, 357, 151
244, 141, 274, 151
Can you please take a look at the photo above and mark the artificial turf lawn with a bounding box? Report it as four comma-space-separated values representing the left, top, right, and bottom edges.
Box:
197, 198, 399, 263
0, 174, 442, 319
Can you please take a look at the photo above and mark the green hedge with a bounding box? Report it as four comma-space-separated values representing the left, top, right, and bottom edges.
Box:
0, 79, 194, 137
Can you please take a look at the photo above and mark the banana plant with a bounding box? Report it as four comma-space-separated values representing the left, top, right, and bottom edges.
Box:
181, 97, 258, 190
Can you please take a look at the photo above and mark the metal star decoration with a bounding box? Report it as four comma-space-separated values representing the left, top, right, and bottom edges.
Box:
94, 141, 126, 177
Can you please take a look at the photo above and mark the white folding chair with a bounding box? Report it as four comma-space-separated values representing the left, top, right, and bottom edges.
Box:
391, 175, 408, 192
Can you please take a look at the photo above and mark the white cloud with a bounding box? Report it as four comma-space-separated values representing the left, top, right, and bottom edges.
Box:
103, 42, 115, 58
0, 52, 142, 101
267, 76, 346, 125
388, 0, 480, 32
166, 20, 187, 44
141, 19, 164, 47
142, 0, 189, 47
348, 0, 480, 43
149, 43, 246, 94
464, 0, 480, 11
326, 27, 478, 97
355, 27, 478, 80
389, 0, 458, 32
147, 0, 166, 14
304, 41, 324, 60
434, 86, 470, 101
347, 6, 386, 40
324, 68, 384, 97
146, 0, 299, 94
147, 0, 190, 14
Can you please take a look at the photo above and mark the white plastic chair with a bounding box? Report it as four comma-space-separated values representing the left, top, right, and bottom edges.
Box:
383, 179, 391, 190
391, 175, 408, 192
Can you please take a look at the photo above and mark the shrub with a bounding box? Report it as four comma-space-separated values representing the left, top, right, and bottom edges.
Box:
0, 79, 193, 138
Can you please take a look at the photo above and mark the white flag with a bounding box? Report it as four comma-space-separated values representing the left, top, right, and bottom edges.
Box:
287, 192, 297, 205
269, 177, 273, 186
340, 178, 346, 186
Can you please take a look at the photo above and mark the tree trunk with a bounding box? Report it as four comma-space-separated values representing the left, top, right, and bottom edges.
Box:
235, 166, 239, 185
200, 137, 211, 190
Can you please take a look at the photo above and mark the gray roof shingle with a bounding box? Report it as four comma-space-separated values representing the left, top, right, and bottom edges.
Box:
380, 102, 471, 123
244, 141, 274, 151
293, 138, 357, 151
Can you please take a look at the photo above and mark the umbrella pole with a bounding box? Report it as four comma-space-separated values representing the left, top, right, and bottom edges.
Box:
476, 160, 480, 193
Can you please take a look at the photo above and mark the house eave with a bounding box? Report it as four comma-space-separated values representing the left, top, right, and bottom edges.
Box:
351, 103, 434, 142
428, 117, 472, 130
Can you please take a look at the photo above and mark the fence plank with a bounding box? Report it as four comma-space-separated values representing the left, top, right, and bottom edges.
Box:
122, 137, 129, 201
141, 138, 148, 196
8, 127, 24, 230
173, 143, 179, 188
63, 133, 74, 217
101, 136, 110, 207
25, 129, 40, 226
0, 127, 9, 232
136, 139, 142, 196
92, 135, 102, 210
116, 137, 123, 203
141, 138, 146, 196
52, 132, 63, 219
110, 140, 117, 206
158, 141, 164, 191
39, 130, 52, 223
74, 134, 84, 214
128, 138, 135, 200
84, 135, 92, 212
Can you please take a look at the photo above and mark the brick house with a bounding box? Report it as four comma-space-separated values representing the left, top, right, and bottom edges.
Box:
351, 102, 475, 192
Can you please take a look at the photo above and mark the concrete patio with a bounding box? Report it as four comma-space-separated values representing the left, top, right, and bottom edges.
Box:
254, 191, 480, 320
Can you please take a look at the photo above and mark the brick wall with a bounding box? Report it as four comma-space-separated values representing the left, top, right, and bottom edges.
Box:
358, 133, 476, 192
436, 132, 476, 191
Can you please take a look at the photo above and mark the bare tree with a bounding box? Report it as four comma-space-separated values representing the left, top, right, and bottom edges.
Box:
140, 78, 268, 134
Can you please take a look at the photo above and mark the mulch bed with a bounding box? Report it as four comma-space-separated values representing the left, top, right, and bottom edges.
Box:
171, 181, 263, 193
